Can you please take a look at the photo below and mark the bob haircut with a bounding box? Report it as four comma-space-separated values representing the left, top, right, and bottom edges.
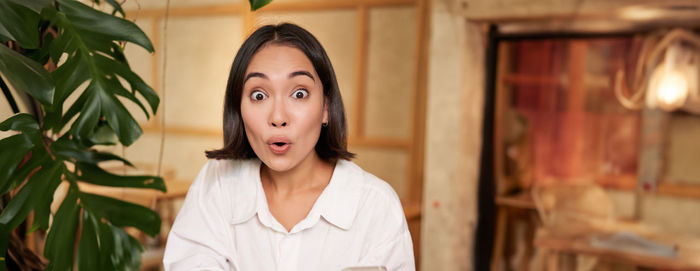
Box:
206, 23, 355, 162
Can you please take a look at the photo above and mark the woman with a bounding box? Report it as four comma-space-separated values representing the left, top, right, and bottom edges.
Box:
163, 23, 415, 271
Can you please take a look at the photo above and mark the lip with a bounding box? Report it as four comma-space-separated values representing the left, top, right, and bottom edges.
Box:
267, 136, 291, 155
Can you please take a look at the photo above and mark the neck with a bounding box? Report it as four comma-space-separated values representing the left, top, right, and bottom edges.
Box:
261, 154, 334, 194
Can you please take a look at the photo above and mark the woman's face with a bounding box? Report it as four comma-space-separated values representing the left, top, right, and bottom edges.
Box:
241, 44, 328, 172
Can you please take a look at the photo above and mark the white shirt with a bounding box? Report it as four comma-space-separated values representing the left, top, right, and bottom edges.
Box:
163, 159, 415, 271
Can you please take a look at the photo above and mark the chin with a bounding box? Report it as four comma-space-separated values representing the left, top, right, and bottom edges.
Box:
260, 155, 298, 173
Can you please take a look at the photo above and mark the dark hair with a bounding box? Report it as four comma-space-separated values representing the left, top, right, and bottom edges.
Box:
205, 23, 354, 162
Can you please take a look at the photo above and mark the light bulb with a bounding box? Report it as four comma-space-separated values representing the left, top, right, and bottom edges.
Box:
655, 70, 688, 111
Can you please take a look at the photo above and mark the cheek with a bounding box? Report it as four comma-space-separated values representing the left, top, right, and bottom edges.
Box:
240, 104, 263, 138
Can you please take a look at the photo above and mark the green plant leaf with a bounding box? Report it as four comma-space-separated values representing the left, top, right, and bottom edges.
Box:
97, 222, 143, 270
0, 0, 40, 48
98, 85, 143, 146
57, 0, 153, 52
70, 80, 143, 146
58, 85, 89, 133
44, 187, 80, 271
31, 164, 63, 230
42, 3, 157, 146
0, 161, 62, 233
0, 113, 39, 133
51, 52, 89, 104
88, 121, 118, 145
9, 0, 52, 13
249, 0, 273, 11
48, 50, 89, 122
52, 136, 133, 166
0, 45, 54, 105
103, 76, 150, 119
76, 163, 165, 191
80, 192, 161, 236
77, 212, 99, 271
103, 0, 125, 17
23, 31, 54, 64
0, 145, 49, 195
69, 81, 101, 142
0, 134, 33, 192
94, 53, 159, 115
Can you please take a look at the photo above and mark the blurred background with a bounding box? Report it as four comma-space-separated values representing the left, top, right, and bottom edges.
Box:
3, 0, 700, 270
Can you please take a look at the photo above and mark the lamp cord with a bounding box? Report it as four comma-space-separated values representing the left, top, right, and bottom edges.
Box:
615, 29, 700, 109
157, 0, 171, 178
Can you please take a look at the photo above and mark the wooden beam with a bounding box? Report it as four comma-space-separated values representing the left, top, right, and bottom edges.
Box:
126, 4, 247, 19
354, 6, 368, 138
260, 0, 415, 12
493, 43, 510, 195
349, 137, 411, 149
125, 0, 416, 19
143, 125, 222, 138
456, 0, 700, 23
657, 182, 700, 199
406, 0, 429, 204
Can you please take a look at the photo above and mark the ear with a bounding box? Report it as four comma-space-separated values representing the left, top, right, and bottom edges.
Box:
322, 99, 329, 124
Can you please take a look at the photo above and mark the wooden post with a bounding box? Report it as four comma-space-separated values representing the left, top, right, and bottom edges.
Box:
635, 108, 669, 218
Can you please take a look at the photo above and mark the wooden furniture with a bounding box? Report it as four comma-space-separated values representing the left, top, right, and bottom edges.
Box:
534, 227, 700, 271
491, 192, 540, 271
530, 183, 700, 270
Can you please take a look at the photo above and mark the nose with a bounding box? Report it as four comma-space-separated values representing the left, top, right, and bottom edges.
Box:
270, 98, 288, 128
271, 121, 287, 127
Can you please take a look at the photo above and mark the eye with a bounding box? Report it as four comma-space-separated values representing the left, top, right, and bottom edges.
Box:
250, 90, 267, 101
292, 89, 309, 99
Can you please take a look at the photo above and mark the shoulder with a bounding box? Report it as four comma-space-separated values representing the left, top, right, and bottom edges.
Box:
184, 159, 260, 215
191, 159, 258, 190
338, 160, 404, 222
176, 159, 259, 226
341, 160, 400, 199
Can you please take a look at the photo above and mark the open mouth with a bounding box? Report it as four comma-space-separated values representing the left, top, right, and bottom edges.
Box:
268, 137, 291, 154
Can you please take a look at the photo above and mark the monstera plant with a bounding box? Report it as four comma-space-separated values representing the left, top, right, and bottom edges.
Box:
0, 0, 163, 269
0, 0, 274, 269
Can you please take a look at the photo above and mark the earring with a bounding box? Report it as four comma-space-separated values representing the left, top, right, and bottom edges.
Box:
322, 122, 328, 127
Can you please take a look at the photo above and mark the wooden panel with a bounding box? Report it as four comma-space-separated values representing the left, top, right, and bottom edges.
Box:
122, 20, 155, 124
122, 0, 244, 11
126, 132, 222, 181
350, 146, 410, 198
665, 114, 700, 185
162, 15, 243, 130
364, 6, 416, 138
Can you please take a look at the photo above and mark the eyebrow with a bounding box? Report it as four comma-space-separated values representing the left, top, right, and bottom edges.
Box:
244, 72, 267, 83
289, 70, 315, 82
243, 70, 315, 84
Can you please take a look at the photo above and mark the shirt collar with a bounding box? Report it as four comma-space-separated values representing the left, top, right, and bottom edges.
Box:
229, 159, 361, 231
